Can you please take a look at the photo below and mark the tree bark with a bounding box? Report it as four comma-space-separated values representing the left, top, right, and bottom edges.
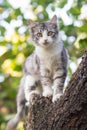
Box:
24, 51, 87, 130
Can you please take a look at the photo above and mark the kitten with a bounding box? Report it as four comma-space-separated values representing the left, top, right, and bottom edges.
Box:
6, 15, 68, 130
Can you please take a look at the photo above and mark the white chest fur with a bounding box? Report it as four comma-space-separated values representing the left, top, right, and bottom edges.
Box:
36, 45, 63, 72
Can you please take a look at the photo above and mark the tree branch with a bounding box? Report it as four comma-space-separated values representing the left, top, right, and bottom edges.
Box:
24, 51, 87, 130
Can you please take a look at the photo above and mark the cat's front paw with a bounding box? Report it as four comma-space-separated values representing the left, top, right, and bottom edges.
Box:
43, 89, 53, 97
52, 93, 62, 103
25, 91, 41, 103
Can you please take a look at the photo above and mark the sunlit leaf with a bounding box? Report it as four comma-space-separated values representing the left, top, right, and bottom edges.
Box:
69, 7, 80, 16
57, 0, 67, 8
77, 24, 87, 32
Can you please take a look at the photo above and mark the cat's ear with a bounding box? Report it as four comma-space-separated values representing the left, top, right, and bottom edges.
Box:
28, 19, 38, 33
50, 15, 57, 24
28, 19, 37, 28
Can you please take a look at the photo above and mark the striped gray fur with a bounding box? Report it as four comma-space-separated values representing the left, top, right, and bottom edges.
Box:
6, 15, 68, 130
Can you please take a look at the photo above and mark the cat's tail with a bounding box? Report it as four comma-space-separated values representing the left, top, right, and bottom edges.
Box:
6, 114, 21, 130
6, 117, 18, 130
6, 101, 27, 130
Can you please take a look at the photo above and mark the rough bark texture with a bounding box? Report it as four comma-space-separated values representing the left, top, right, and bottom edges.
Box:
24, 51, 87, 130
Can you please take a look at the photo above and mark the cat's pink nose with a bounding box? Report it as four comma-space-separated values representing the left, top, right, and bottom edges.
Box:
44, 39, 48, 43
43, 39, 49, 45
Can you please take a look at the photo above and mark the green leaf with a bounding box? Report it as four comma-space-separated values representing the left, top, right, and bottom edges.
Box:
79, 38, 87, 49
69, 7, 80, 16
57, 0, 67, 8
77, 24, 87, 32
0, 26, 5, 35
14, 8, 22, 17
31, 0, 54, 8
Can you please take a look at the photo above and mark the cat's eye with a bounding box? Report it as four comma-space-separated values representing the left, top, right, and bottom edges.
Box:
37, 33, 42, 37
47, 31, 53, 36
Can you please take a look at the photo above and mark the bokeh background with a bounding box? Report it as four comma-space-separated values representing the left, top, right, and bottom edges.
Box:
0, 0, 87, 129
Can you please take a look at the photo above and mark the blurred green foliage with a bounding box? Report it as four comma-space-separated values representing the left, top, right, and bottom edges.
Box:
0, 0, 87, 129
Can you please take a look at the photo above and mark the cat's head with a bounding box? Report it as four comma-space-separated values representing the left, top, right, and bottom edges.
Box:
29, 15, 58, 48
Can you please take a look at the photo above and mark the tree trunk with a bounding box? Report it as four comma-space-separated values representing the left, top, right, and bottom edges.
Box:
24, 51, 87, 130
